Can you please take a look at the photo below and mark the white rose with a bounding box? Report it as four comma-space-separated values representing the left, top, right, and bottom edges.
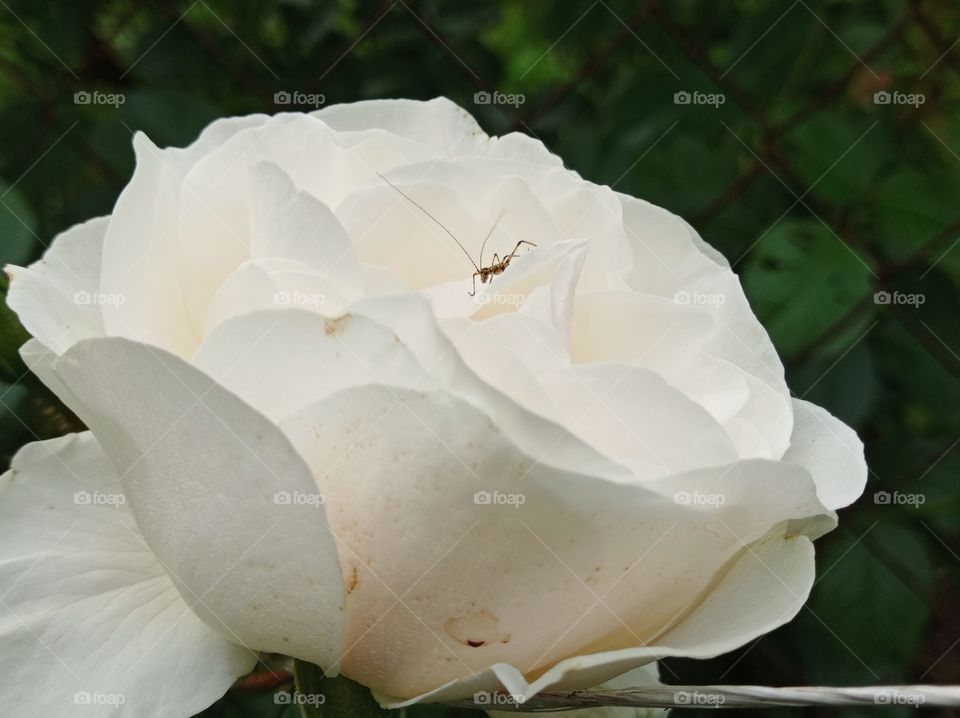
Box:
1, 98, 866, 716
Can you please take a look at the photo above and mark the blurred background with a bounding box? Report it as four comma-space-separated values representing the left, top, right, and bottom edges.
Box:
0, 0, 958, 716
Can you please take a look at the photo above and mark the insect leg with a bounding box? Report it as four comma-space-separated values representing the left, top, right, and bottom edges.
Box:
505, 240, 537, 261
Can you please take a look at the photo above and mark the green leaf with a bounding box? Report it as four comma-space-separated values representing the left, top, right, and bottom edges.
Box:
872, 168, 960, 264
0, 178, 38, 266
743, 219, 874, 357
292, 661, 394, 718
196, 689, 298, 718
0, 272, 30, 383
790, 341, 876, 426
783, 114, 889, 205
802, 522, 934, 682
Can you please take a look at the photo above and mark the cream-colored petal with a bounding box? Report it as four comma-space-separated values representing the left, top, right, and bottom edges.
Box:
99, 118, 268, 356
280, 384, 826, 701
313, 97, 486, 156
202, 258, 349, 334
338, 178, 486, 290
383, 532, 814, 707
424, 239, 585, 323
50, 338, 346, 670
537, 362, 739, 479
351, 294, 631, 482
571, 291, 750, 430
783, 398, 867, 510
248, 161, 363, 299
99, 132, 200, 354
193, 308, 435, 422
617, 194, 792, 454
5, 216, 108, 354
0, 432, 255, 717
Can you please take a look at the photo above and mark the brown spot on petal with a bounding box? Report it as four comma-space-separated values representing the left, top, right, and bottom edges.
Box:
444, 610, 510, 647
324, 315, 351, 336
346, 565, 359, 594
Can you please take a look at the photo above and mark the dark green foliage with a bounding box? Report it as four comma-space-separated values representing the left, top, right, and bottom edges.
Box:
0, 1, 957, 716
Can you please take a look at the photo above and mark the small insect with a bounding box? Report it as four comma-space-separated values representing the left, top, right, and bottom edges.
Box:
377, 172, 536, 296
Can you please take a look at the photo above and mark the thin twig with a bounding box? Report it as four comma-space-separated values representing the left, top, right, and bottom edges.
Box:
445, 684, 960, 711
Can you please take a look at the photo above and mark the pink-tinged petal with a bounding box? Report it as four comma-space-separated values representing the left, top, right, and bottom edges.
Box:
279, 384, 827, 701
381, 532, 815, 707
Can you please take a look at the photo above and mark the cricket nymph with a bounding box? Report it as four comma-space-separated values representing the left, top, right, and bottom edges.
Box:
468, 239, 537, 296
377, 172, 537, 296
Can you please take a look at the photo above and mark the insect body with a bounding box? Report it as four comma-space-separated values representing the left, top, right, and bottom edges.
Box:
376, 172, 537, 296
470, 239, 537, 296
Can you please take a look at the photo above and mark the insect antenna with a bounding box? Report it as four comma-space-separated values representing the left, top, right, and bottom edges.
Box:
376, 172, 480, 272
478, 208, 506, 269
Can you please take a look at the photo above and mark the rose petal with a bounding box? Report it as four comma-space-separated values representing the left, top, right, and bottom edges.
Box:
50, 338, 346, 670
571, 291, 751, 430
351, 294, 632, 482
406, 158, 631, 294
314, 97, 487, 157
383, 532, 814, 707
0, 432, 255, 717
424, 239, 586, 323
203, 258, 349, 334
18, 339, 85, 417
193, 308, 434, 422
477, 312, 571, 376
6, 216, 108, 354
100, 119, 268, 356
783, 398, 867, 510
537, 362, 739, 479
618, 193, 793, 453
438, 317, 560, 421
338, 178, 485, 289
383, 161, 562, 249
618, 193, 720, 296
280, 384, 826, 700
249, 162, 363, 299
